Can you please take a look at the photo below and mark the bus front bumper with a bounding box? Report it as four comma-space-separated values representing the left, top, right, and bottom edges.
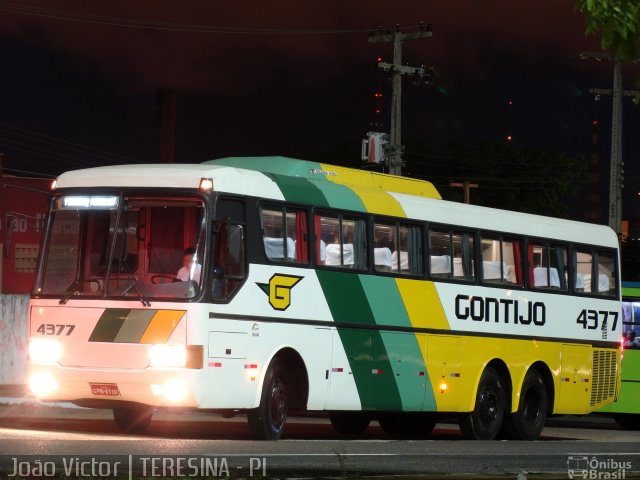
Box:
28, 363, 203, 408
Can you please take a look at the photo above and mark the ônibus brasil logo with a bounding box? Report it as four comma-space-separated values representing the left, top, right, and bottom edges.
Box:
256, 274, 303, 311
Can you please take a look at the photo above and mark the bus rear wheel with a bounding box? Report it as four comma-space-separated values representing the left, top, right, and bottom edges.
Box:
614, 413, 640, 430
500, 368, 547, 440
248, 358, 289, 440
459, 367, 506, 440
113, 404, 153, 434
379, 413, 437, 437
330, 412, 371, 435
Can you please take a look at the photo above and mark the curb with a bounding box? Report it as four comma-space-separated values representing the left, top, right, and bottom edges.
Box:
0, 397, 81, 409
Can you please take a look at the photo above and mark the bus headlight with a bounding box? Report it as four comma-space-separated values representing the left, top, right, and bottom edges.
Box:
29, 373, 59, 397
28, 338, 63, 363
149, 345, 187, 368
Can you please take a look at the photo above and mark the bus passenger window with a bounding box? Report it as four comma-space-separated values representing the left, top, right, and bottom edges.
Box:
596, 251, 616, 295
261, 206, 308, 263
529, 243, 567, 290
376, 222, 423, 275
398, 224, 424, 276
429, 229, 452, 277
318, 214, 367, 269
574, 250, 593, 293
453, 232, 475, 281
374, 223, 394, 272
481, 236, 522, 285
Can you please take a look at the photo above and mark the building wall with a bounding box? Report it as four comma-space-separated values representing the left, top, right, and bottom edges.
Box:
0, 177, 50, 294
0, 294, 28, 385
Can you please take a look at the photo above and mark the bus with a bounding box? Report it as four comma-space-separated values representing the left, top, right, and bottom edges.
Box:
27, 156, 622, 440
598, 282, 640, 430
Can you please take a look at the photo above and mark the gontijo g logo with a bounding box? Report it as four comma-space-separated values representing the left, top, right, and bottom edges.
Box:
256, 274, 303, 311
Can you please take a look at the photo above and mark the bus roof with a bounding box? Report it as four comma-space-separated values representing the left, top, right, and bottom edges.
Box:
55, 156, 618, 248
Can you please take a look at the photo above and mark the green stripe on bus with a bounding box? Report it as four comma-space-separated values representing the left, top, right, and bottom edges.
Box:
303, 161, 367, 212
360, 275, 436, 411
316, 270, 402, 411
265, 173, 330, 207
113, 309, 156, 343
89, 309, 130, 342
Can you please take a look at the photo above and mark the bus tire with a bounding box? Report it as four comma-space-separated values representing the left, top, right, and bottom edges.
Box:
330, 412, 371, 435
500, 368, 547, 440
614, 413, 640, 430
459, 367, 506, 440
378, 413, 436, 437
248, 357, 289, 440
113, 404, 153, 434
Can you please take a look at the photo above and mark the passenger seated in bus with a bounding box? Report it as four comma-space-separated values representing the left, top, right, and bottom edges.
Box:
176, 247, 202, 284
623, 330, 640, 349
325, 232, 355, 267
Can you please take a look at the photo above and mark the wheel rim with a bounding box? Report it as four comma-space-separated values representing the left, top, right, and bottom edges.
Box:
269, 376, 287, 430
522, 388, 541, 424
478, 385, 500, 427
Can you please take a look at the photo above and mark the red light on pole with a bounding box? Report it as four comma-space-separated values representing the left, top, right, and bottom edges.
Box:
507, 135, 513, 142
507, 99, 513, 106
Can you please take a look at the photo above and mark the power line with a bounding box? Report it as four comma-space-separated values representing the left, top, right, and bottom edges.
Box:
0, 2, 373, 35
0, 122, 137, 163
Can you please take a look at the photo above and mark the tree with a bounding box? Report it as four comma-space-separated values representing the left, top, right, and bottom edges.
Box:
577, 0, 640, 60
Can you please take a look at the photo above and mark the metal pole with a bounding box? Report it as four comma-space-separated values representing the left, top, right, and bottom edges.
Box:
609, 59, 623, 234
389, 32, 403, 176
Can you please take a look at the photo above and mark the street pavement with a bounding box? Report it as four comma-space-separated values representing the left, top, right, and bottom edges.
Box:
0, 401, 639, 478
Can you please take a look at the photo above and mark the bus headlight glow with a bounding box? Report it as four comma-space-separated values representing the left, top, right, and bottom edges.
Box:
151, 379, 187, 402
149, 345, 187, 368
29, 373, 59, 397
28, 338, 63, 363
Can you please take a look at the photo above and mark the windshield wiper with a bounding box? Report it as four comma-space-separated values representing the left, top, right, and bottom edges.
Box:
59, 281, 81, 305
120, 262, 151, 307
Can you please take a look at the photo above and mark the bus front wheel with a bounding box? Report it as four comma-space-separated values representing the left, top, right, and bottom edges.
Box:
248, 357, 289, 440
330, 412, 371, 435
459, 367, 506, 440
500, 368, 547, 440
113, 404, 153, 434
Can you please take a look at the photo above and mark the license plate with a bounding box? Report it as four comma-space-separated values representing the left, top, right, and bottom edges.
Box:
90, 383, 120, 396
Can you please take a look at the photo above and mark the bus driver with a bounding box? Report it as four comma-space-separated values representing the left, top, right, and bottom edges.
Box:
176, 247, 202, 284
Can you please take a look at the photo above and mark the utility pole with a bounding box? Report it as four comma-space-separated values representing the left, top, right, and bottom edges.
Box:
580, 52, 638, 235
369, 24, 434, 176
449, 180, 479, 204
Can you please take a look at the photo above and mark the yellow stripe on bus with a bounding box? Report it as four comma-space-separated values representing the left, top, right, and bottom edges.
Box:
395, 279, 450, 331
139, 310, 185, 344
319, 163, 408, 217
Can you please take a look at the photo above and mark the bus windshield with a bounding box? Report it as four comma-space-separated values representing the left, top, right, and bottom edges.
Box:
35, 194, 206, 302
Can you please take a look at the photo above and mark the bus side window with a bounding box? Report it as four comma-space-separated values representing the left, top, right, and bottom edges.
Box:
261, 206, 308, 264
317, 214, 367, 269
452, 231, 475, 281
574, 249, 593, 293
529, 242, 568, 290
429, 228, 452, 278
481, 235, 522, 286
596, 251, 616, 296
374, 222, 423, 276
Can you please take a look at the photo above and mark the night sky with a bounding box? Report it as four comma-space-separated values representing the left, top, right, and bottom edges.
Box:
1, 1, 639, 220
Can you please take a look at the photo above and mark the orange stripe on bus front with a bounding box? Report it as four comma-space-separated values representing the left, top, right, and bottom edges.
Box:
139, 310, 185, 344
